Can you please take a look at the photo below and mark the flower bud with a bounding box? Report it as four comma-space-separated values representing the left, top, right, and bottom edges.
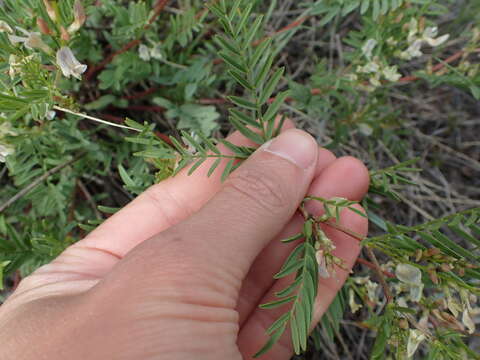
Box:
37, 17, 52, 35
68, 0, 86, 34
398, 318, 409, 329
60, 26, 70, 42
0, 20, 13, 33
43, 0, 57, 21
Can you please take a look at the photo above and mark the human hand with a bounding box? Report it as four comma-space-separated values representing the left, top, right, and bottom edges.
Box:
0, 125, 369, 360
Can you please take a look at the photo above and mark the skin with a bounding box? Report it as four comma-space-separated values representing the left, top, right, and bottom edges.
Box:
0, 124, 369, 360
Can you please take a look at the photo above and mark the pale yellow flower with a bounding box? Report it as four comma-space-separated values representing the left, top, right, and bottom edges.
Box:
357, 61, 380, 74
0, 143, 14, 162
462, 310, 475, 334
366, 280, 379, 303
422, 27, 449, 47
56, 47, 87, 80
43, 0, 57, 21
8, 27, 52, 54
150, 43, 163, 60
407, 329, 426, 358
362, 39, 377, 59
400, 39, 423, 60
0, 20, 13, 33
395, 263, 424, 302
138, 44, 151, 61
382, 65, 402, 82
348, 289, 362, 314
316, 250, 330, 278
68, 0, 86, 34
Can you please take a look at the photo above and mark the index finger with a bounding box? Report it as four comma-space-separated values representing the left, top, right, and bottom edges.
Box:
80, 121, 295, 258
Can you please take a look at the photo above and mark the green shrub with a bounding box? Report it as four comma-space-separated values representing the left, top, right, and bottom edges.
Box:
0, 0, 479, 358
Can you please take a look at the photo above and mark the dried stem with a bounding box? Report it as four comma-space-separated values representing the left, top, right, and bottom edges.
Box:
0, 153, 86, 213
77, 179, 101, 220
366, 247, 393, 304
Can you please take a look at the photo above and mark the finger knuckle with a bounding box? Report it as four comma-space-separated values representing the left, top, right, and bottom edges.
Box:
225, 168, 287, 212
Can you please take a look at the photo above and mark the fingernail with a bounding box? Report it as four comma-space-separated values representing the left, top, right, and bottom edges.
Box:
262, 129, 316, 170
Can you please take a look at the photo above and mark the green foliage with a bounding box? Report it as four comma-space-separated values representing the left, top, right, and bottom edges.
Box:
310, 0, 406, 23
0, 0, 479, 359
207, 0, 289, 144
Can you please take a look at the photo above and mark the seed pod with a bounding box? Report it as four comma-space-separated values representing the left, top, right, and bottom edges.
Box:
440, 263, 453, 272
415, 249, 423, 262
425, 248, 441, 257
37, 18, 52, 35
398, 318, 409, 330
428, 268, 439, 284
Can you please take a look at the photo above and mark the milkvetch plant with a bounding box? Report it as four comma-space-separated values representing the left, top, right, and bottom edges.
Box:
0, 0, 479, 359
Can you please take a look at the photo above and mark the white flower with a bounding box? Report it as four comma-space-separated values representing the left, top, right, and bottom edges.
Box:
407, 329, 426, 358
383, 65, 402, 82
369, 74, 381, 87
357, 61, 380, 74
345, 73, 358, 82
400, 39, 423, 60
0, 143, 14, 162
358, 123, 373, 136
348, 289, 362, 314
462, 310, 475, 334
68, 0, 86, 34
422, 27, 449, 47
8, 54, 19, 79
395, 263, 422, 285
446, 297, 462, 318
46, 110, 56, 120
386, 37, 397, 46
0, 122, 17, 137
396, 296, 408, 308
316, 250, 330, 278
0, 20, 12, 33
400, 21, 449, 60
407, 18, 419, 43
138, 44, 151, 61
366, 280, 379, 303
150, 43, 163, 60
395, 263, 424, 302
353, 276, 369, 285
8, 54, 35, 79
8, 27, 52, 53
56, 47, 87, 80
362, 39, 377, 59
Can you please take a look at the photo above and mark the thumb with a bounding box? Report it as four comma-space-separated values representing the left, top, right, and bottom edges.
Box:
178, 129, 318, 279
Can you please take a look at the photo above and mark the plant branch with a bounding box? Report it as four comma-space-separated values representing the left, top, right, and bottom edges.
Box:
324, 219, 366, 242
356, 258, 395, 278
0, 153, 86, 213
77, 179, 101, 220
366, 247, 393, 304
54, 106, 140, 132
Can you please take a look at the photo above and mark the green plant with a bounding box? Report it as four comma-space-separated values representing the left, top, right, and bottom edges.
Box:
0, 0, 479, 358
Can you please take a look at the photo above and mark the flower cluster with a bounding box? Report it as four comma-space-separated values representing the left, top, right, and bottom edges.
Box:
2, 1, 88, 81
138, 43, 163, 62
349, 38, 402, 91
397, 18, 450, 60
0, 122, 17, 163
